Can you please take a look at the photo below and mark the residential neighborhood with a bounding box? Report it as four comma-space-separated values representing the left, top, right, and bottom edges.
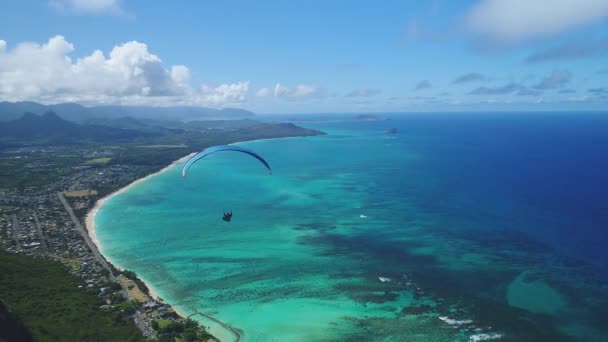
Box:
0, 148, 210, 340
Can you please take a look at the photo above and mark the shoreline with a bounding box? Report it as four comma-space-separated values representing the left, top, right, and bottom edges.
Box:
85, 152, 196, 300
85, 149, 241, 341
82, 136, 307, 340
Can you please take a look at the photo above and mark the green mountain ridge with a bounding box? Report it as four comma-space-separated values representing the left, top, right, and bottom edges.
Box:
0, 101, 256, 122
0, 111, 149, 145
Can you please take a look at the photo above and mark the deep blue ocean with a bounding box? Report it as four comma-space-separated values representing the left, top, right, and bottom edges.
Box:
292, 113, 608, 267
97, 112, 608, 341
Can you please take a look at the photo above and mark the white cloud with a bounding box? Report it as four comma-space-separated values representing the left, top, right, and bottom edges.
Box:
50, 0, 124, 15
200, 82, 250, 105
465, 0, 608, 42
534, 70, 572, 90
0, 35, 249, 107
170, 65, 190, 84
567, 96, 589, 102
273, 83, 321, 99
345, 88, 381, 98
256, 87, 271, 97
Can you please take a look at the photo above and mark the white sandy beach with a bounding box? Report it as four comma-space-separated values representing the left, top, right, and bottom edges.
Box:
84, 152, 195, 298
84, 150, 242, 341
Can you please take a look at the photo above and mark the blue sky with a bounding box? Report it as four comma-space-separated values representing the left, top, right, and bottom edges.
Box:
0, 0, 607, 113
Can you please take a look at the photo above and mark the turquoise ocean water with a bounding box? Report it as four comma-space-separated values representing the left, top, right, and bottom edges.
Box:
96, 113, 608, 341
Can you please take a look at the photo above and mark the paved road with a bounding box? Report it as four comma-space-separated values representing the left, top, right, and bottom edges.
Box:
133, 311, 155, 338
57, 192, 159, 338
32, 209, 49, 254
11, 214, 22, 251
57, 192, 114, 279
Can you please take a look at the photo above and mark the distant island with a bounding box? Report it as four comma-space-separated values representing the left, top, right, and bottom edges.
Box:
353, 114, 386, 121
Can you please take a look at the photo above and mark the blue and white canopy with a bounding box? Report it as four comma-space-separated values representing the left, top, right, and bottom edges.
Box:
181, 145, 272, 177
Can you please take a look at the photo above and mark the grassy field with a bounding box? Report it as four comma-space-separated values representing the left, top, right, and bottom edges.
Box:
0, 252, 144, 342
63, 189, 98, 197
117, 274, 151, 303
84, 157, 112, 165
156, 319, 173, 329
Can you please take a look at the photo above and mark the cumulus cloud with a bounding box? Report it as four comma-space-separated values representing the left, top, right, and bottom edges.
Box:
170, 65, 190, 84
464, 0, 608, 43
469, 83, 523, 95
273, 83, 322, 99
415, 80, 432, 90
452, 72, 485, 84
256, 87, 271, 97
50, 0, 125, 15
200, 82, 249, 105
0, 36, 182, 99
525, 36, 608, 63
345, 88, 381, 98
0, 35, 250, 106
534, 70, 571, 89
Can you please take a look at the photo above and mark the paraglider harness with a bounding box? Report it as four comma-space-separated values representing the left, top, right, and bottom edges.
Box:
222, 211, 233, 222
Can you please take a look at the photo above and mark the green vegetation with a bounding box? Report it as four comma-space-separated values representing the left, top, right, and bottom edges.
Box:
0, 152, 76, 188
0, 252, 144, 342
114, 300, 139, 315
0, 111, 149, 146
84, 157, 111, 165
155, 319, 173, 329
0, 113, 323, 190
151, 318, 214, 342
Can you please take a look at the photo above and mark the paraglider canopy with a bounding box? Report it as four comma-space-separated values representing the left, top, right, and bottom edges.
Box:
181, 145, 272, 177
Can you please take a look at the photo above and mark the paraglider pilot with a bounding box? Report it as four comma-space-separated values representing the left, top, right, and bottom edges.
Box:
182, 145, 272, 224
222, 211, 233, 222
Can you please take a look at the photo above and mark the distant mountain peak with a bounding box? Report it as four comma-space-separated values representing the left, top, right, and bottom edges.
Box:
19, 110, 67, 123
41, 110, 62, 120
